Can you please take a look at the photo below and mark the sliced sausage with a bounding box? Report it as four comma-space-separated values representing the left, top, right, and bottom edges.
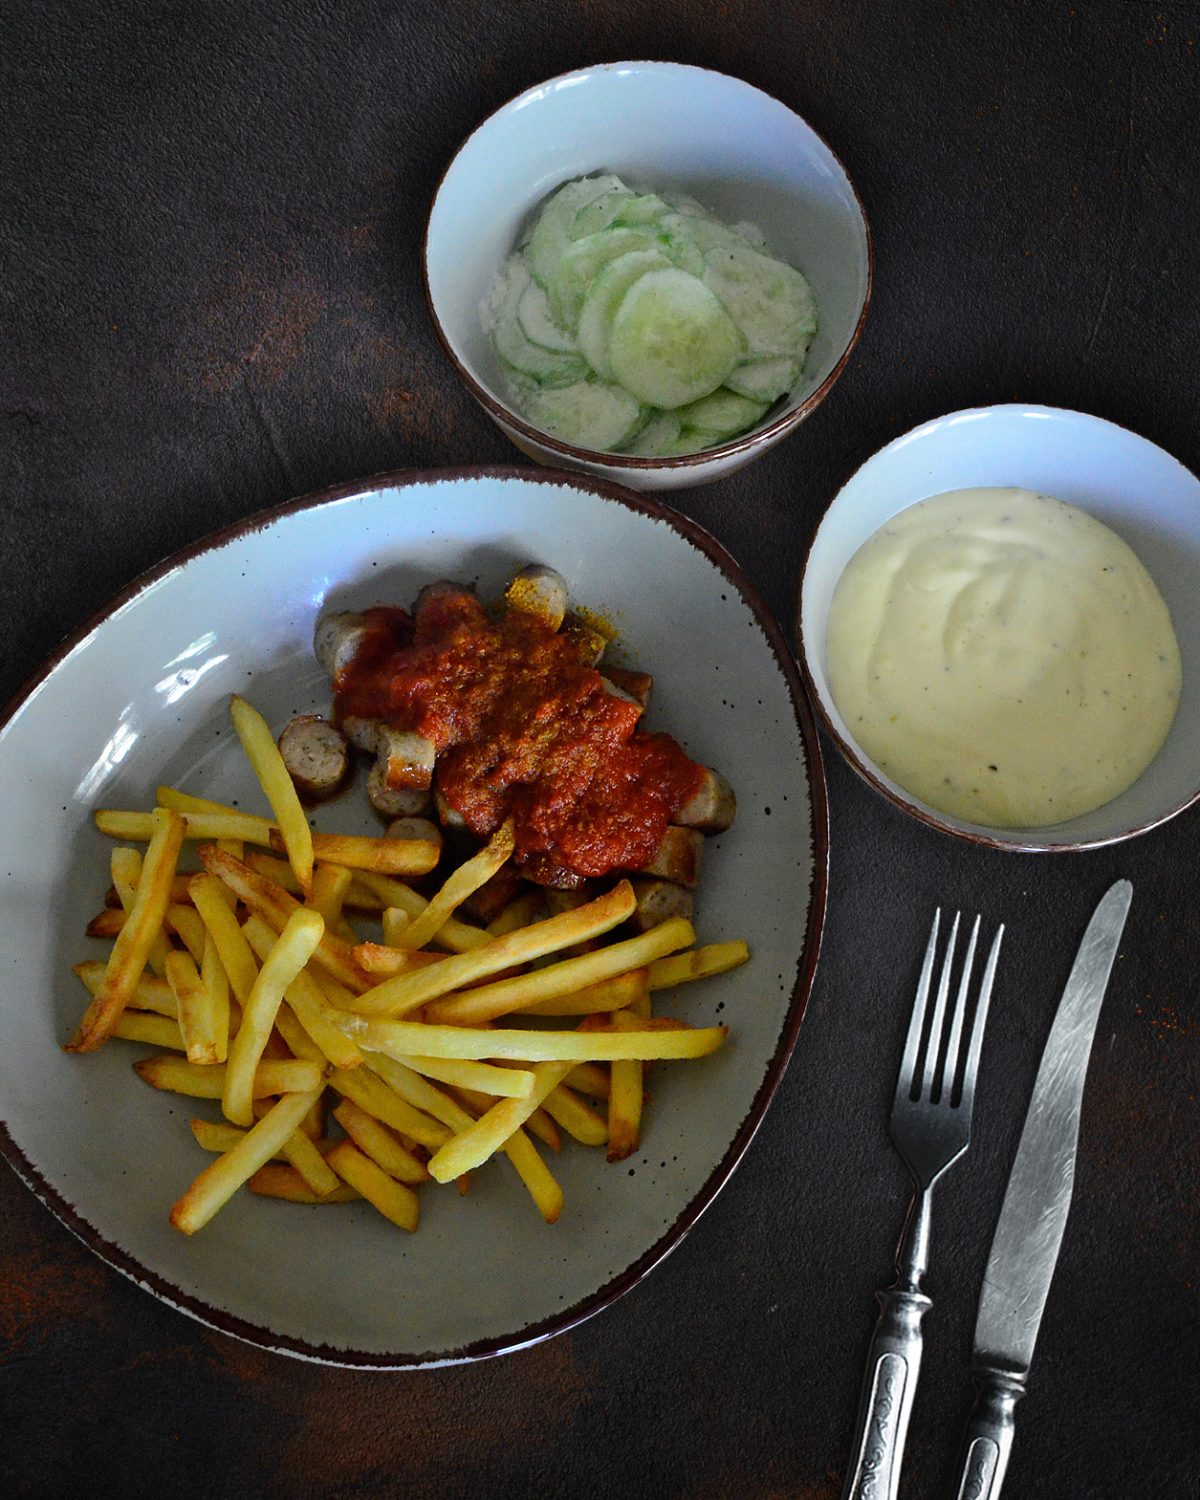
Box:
629, 878, 694, 932
504, 564, 569, 632
384, 817, 444, 854
314, 612, 371, 680
376, 726, 436, 790
277, 715, 350, 799
638, 826, 704, 889
460, 863, 525, 924
674, 767, 737, 834
368, 761, 434, 817
433, 783, 468, 831
518, 851, 590, 890
559, 613, 608, 668
601, 666, 653, 711
342, 714, 382, 754
599, 675, 643, 722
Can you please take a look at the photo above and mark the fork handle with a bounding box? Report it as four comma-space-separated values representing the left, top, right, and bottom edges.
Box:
840, 1283, 931, 1500
949, 1365, 1025, 1500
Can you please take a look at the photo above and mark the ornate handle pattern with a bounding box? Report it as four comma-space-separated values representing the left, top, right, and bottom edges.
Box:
841, 1285, 931, 1500
951, 1367, 1026, 1500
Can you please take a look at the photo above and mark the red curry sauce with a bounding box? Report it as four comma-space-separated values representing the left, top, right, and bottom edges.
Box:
333, 593, 704, 880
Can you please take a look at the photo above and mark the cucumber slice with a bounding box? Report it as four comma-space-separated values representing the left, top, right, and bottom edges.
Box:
725, 355, 798, 403
702, 242, 818, 359
607, 267, 745, 409
659, 210, 748, 256
516, 281, 576, 352
573, 188, 670, 239
525, 174, 625, 290
577, 248, 673, 380
525, 379, 644, 451
677, 388, 769, 442
620, 409, 684, 457
486, 257, 589, 387
732, 221, 769, 252
549, 227, 658, 329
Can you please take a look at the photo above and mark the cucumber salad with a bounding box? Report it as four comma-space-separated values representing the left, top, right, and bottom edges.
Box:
483, 174, 819, 457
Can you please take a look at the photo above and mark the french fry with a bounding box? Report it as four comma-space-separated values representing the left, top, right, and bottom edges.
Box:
252, 1099, 340, 1198
134, 1054, 323, 1099
352, 870, 491, 952
69, 807, 186, 1052
517, 967, 649, 1017
164, 949, 220, 1065
170, 1086, 325, 1234
566, 1062, 611, 1100
487, 890, 546, 937
502, 1128, 563, 1224
394, 821, 514, 950
647, 940, 750, 990
112, 1012, 186, 1050
356, 1016, 728, 1064
391, 1055, 535, 1099
307, 863, 353, 928
352, 942, 446, 977
110, 846, 172, 977
327, 1066, 453, 1151
190, 1118, 254, 1154
248, 1164, 359, 1203
270, 828, 440, 879
244, 850, 303, 893
105, 873, 194, 908
199, 932, 231, 1063
608, 997, 651, 1162
541, 1083, 609, 1147
424, 917, 692, 1027
85, 908, 128, 939
449, 1084, 561, 1151
381, 907, 411, 946
229, 694, 315, 896
241, 913, 363, 1071
165, 903, 207, 964
157, 786, 246, 816
189, 873, 260, 1005
324, 1141, 419, 1231
331, 1100, 429, 1184
96, 807, 277, 844
74, 961, 176, 1018
198, 845, 369, 993
223, 906, 325, 1127
347, 880, 637, 1018
427, 1062, 574, 1183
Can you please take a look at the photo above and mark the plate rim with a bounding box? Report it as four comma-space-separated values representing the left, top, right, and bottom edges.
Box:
0, 462, 829, 1368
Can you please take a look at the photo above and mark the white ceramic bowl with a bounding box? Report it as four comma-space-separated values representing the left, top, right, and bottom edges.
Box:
799, 404, 1200, 851
424, 61, 871, 490
0, 466, 826, 1366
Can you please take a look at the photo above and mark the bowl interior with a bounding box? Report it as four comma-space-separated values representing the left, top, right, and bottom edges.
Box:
425, 62, 870, 452
800, 405, 1200, 848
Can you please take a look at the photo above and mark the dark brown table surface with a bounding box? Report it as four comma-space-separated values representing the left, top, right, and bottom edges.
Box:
3, 3, 1198, 1496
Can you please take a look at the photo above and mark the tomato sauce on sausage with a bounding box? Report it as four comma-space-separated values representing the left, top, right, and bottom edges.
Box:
333, 594, 704, 879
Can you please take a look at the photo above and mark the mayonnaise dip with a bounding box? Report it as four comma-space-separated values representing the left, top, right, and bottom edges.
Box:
825, 487, 1182, 827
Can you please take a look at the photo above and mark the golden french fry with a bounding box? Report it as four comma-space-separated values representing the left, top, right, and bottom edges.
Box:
165, 903, 207, 964
189, 873, 260, 1005
134, 1053, 322, 1099
241, 913, 363, 1071
69, 808, 187, 1052
112, 1012, 186, 1050
252, 1098, 340, 1198
199, 932, 231, 1064
244, 850, 303, 893
349, 881, 637, 1018
105, 873, 194, 908
190, 1117, 253, 1154
608, 997, 651, 1162
248, 1164, 359, 1203
269, 827, 440, 878
502, 1128, 563, 1224
352, 870, 491, 952
392, 1055, 535, 1099
352, 942, 446, 977
75, 960, 177, 1018
381, 906, 411, 946
356, 1015, 727, 1064
449, 1084, 561, 1151
223, 906, 325, 1127
307, 863, 353, 927
647, 940, 750, 990
96, 808, 277, 844
566, 1062, 611, 1100
164, 949, 220, 1065
85, 907, 128, 939
198, 845, 369, 993
110, 846, 172, 977
170, 1086, 325, 1234
517, 967, 649, 1017
331, 1100, 429, 1184
424, 917, 691, 1027
325, 1141, 419, 1231
427, 1061, 573, 1182
487, 890, 546, 937
327, 1066, 453, 1151
542, 1083, 608, 1147
230, 694, 315, 896
157, 786, 246, 816
395, 821, 514, 950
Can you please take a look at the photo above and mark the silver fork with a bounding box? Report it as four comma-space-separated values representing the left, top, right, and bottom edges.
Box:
840, 910, 1004, 1500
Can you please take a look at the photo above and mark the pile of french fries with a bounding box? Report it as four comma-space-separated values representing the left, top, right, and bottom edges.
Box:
67, 695, 748, 1234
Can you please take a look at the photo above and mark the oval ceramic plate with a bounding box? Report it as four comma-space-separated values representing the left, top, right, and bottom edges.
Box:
0, 468, 826, 1367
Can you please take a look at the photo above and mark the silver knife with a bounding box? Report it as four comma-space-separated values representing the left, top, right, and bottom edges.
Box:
951, 878, 1132, 1500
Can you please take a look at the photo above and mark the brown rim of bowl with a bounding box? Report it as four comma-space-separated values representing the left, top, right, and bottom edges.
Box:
421, 59, 873, 472
794, 403, 1200, 853
0, 462, 829, 1370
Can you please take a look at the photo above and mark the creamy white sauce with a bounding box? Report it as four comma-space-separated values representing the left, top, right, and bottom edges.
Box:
825, 487, 1182, 827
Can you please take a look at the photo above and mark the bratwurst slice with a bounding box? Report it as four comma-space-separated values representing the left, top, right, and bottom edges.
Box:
277, 715, 349, 798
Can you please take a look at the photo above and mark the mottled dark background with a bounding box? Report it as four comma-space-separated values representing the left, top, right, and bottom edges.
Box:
2, 2, 1198, 1496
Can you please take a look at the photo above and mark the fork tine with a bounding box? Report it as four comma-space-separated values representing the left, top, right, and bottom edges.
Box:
920, 910, 960, 1098
959, 923, 1004, 1110
896, 909, 940, 1102
940, 914, 980, 1102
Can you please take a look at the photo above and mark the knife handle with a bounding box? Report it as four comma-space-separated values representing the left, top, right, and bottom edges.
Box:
840, 1283, 931, 1500
951, 1366, 1026, 1500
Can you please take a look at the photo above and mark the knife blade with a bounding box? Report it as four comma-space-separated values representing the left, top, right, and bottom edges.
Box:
951, 878, 1132, 1500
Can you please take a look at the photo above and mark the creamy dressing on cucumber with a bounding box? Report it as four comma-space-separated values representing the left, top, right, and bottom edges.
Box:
826, 487, 1182, 827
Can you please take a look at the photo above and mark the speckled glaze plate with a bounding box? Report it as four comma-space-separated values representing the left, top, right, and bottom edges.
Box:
0, 467, 826, 1367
